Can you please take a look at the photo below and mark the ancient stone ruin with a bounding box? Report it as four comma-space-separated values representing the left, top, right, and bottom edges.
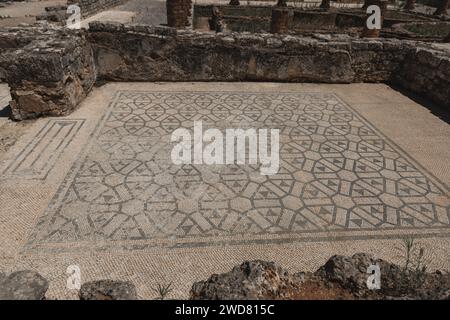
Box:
190, 253, 450, 300
0, 0, 449, 301
0, 0, 448, 120
2, 253, 448, 299
1, 19, 449, 120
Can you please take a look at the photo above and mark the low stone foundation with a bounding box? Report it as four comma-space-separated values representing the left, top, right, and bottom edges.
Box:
87, 22, 449, 109
87, 23, 401, 83
193, 5, 437, 34
167, 0, 192, 28
0, 22, 449, 119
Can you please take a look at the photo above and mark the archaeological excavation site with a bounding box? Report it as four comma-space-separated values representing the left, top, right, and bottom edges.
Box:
0, 0, 449, 305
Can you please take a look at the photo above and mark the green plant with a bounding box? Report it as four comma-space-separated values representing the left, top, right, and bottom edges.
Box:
396, 237, 429, 293
152, 282, 174, 300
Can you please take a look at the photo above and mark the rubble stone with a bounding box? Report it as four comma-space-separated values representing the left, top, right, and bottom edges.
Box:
79, 280, 138, 300
190, 260, 302, 300
191, 254, 450, 300
0, 271, 48, 300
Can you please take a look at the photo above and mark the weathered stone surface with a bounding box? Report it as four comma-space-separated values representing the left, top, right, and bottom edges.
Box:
0, 270, 48, 300
0, 25, 96, 120
86, 23, 450, 109
317, 253, 377, 295
79, 280, 138, 300
87, 23, 362, 83
393, 45, 450, 110
1, 22, 450, 120
36, 6, 69, 24
191, 254, 450, 300
167, 0, 192, 29
194, 4, 438, 34
320, 0, 331, 10
270, 8, 290, 34
317, 253, 450, 299
445, 30, 450, 42
190, 260, 302, 300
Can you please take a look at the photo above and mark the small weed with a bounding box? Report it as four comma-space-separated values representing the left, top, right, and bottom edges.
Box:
152, 282, 174, 300
396, 237, 429, 294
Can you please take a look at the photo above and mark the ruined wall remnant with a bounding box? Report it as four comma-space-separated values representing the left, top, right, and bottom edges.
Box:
87, 22, 358, 83
1, 22, 449, 120
320, 0, 331, 10
394, 47, 450, 108
0, 26, 96, 120
271, 8, 290, 34
166, 0, 192, 28
36, 0, 132, 23
445, 29, 450, 42
87, 22, 403, 84
36, 5, 70, 25
404, 0, 416, 11
210, 7, 225, 32
190, 254, 450, 300
192, 5, 436, 34
87, 22, 450, 109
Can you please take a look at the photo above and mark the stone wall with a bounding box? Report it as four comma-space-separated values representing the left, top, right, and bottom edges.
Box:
87, 22, 406, 84
394, 47, 450, 108
193, 5, 434, 33
67, 0, 129, 18
0, 26, 96, 120
0, 23, 449, 120
87, 22, 449, 109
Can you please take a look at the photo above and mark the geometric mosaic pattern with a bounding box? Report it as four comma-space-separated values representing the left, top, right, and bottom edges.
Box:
27, 92, 450, 250
1, 119, 84, 180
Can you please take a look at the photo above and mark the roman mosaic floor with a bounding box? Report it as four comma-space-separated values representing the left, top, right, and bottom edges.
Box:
0, 83, 448, 299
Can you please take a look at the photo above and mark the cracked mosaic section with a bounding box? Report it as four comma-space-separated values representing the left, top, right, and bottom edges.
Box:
27, 92, 450, 249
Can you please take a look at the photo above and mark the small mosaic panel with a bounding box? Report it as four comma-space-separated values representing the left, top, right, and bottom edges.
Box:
2, 119, 85, 180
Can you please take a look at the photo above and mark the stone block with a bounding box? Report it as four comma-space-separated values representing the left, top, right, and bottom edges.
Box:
0, 26, 96, 120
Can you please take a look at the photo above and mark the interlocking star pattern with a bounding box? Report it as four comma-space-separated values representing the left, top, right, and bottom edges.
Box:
28, 92, 450, 247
